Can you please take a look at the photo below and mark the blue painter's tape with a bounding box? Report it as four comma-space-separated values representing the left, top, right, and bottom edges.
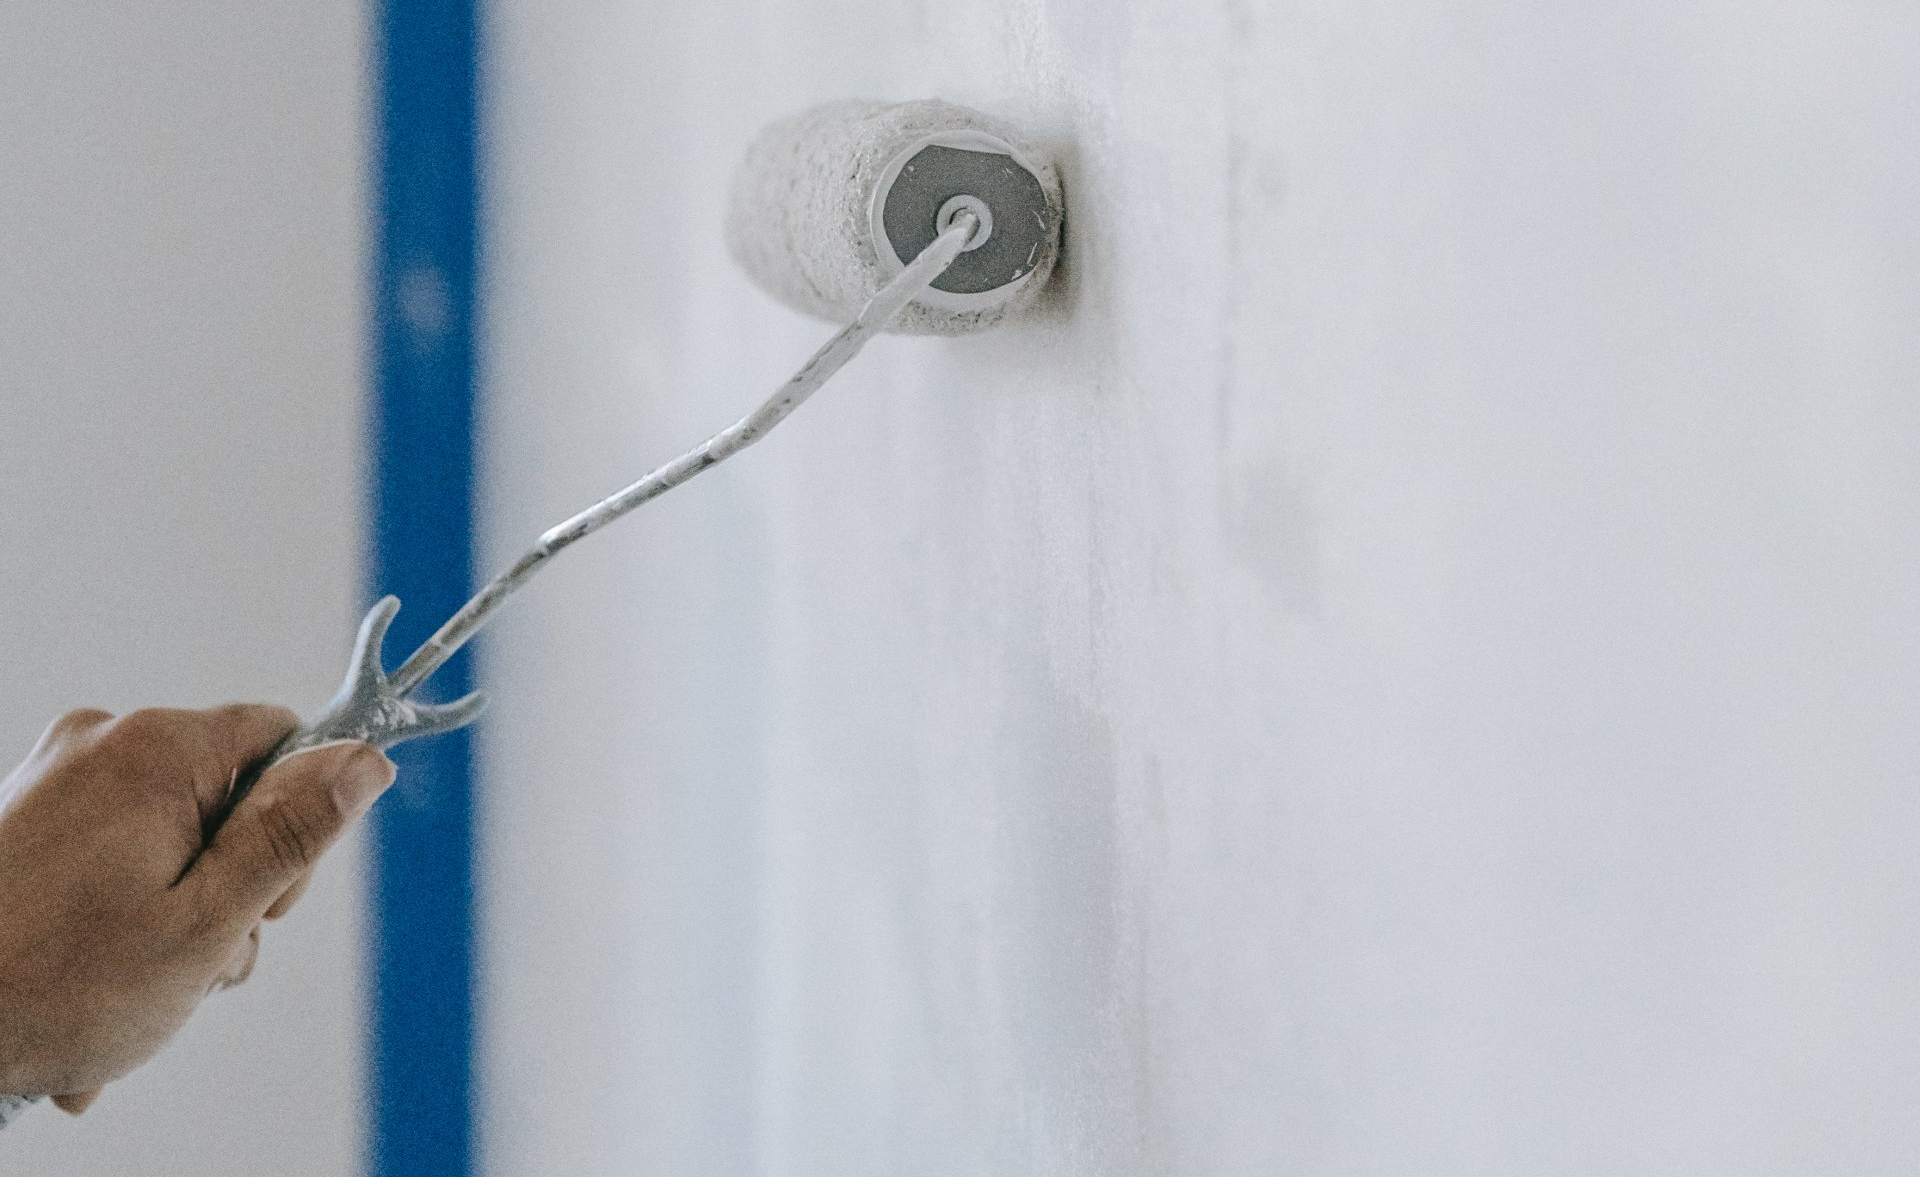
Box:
368, 1, 479, 1174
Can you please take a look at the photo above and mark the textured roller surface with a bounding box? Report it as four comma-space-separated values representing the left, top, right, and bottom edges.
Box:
727, 99, 1063, 335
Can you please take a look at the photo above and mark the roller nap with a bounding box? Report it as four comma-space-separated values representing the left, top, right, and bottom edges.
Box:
727, 99, 1063, 336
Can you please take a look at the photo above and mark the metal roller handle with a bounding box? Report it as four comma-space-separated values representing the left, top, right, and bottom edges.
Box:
0, 211, 985, 1126
217, 212, 978, 817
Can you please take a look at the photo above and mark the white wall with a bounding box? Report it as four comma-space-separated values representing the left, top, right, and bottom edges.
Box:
479, 2, 1920, 1174
0, 3, 369, 1173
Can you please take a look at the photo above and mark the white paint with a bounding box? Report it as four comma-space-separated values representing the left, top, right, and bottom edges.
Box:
0, 3, 369, 1173
725, 99, 1060, 331
480, 1, 1920, 1173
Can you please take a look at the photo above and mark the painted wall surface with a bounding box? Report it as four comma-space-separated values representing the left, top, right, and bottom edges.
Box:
479, 2, 1920, 1174
0, 3, 369, 1173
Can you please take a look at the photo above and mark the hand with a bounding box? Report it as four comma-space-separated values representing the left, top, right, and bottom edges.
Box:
0, 705, 394, 1113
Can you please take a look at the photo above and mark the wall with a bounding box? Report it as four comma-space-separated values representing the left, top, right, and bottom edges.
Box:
0, 3, 370, 1173
479, 2, 1920, 1174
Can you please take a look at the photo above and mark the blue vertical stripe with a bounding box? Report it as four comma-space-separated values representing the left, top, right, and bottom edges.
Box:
368, 2, 479, 1175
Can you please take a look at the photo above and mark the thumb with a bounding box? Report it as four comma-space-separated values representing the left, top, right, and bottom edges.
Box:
186, 741, 394, 925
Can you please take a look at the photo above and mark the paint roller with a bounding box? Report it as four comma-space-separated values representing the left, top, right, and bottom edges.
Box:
221, 98, 1065, 807
0, 96, 1062, 1134
729, 98, 1062, 333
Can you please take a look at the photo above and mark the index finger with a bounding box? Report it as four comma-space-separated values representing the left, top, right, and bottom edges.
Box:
192, 703, 300, 817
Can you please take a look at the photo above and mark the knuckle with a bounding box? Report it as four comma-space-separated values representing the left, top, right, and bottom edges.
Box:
89, 709, 207, 788
53, 707, 114, 735
208, 701, 298, 734
100, 707, 196, 754
219, 923, 264, 990
42, 708, 114, 751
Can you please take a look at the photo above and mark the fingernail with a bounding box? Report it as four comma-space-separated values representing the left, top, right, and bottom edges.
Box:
337, 745, 396, 815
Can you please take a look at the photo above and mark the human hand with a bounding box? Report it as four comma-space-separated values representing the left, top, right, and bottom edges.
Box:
0, 705, 394, 1114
